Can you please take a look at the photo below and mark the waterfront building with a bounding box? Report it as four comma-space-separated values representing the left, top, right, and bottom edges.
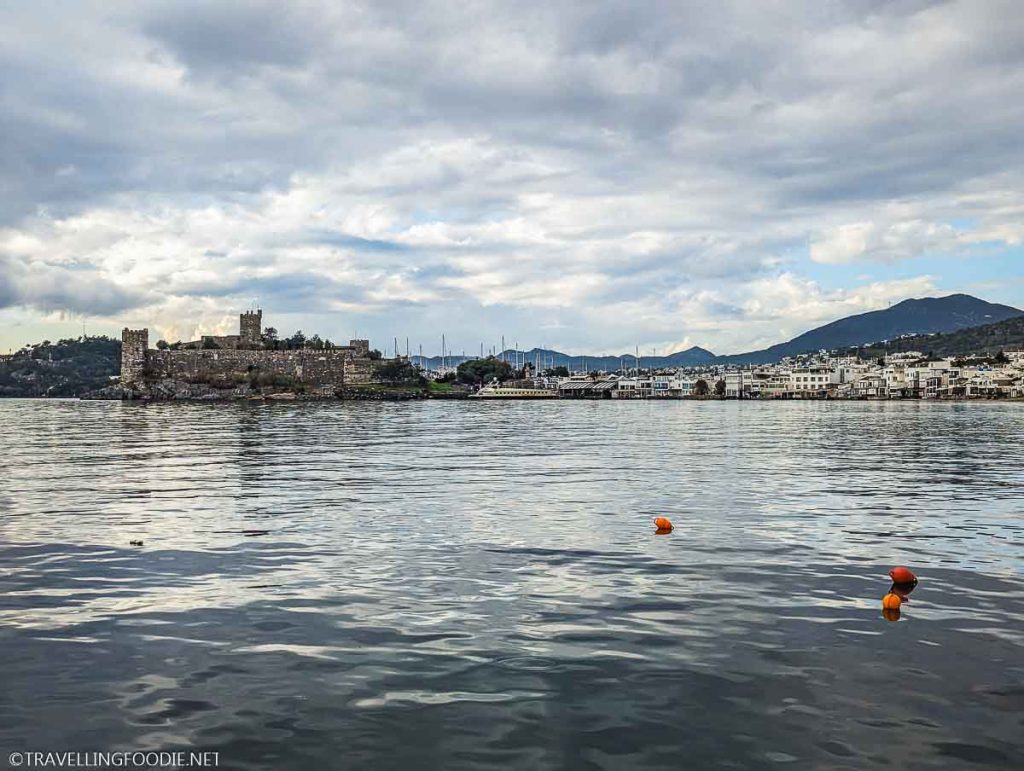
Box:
420, 345, 1024, 401
789, 366, 834, 397
724, 371, 750, 399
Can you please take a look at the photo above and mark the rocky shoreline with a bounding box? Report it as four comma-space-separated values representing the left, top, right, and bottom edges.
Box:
81, 379, 441, 402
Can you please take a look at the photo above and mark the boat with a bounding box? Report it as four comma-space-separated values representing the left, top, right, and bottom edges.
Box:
470, 383, 558, 399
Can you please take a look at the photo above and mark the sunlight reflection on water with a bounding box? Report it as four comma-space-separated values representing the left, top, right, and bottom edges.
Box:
0, 399, 1022, 769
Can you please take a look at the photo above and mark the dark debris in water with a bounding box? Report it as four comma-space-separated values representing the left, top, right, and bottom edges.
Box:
934, 742, 1010, 764
210, 529, 272, 537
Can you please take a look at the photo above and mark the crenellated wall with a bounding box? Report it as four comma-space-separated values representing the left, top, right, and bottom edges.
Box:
119, 310, 383, 392
144, 347, 373, 389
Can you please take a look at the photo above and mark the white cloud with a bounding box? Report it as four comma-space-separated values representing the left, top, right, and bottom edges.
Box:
0, 0, 1022, 353
810, 219, 961, 264
660, 274, 941, 354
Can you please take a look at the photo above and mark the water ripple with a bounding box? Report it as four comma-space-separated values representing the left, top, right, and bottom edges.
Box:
0, 399, 1022, 769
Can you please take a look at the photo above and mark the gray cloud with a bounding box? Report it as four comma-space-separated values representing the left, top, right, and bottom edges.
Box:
0, 255, 150, 315
0, 1, 1022, 351
142, 2, 326, 74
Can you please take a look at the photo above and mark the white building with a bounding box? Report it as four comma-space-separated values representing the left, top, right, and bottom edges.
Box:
789, 366, 835, 396
724, 371, 750, 398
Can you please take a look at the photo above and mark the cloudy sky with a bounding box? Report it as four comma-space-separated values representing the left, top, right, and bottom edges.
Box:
1, 1, 1022, 356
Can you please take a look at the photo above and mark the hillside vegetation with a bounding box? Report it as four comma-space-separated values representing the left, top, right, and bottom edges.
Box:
0, 336, 120, 397
719, 294, 1022, 364
848, 316, 1024, 359
411, 294, 1021, 368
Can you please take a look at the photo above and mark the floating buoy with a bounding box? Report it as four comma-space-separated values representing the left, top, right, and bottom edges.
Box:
889, 566, 917, 585
129, 540, 144, 546
882, 592, 902, 610
890, 582, 916, 601
654, 517, 673, 533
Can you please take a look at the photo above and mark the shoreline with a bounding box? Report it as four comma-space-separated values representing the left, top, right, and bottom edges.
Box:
5, 394, 1020, 404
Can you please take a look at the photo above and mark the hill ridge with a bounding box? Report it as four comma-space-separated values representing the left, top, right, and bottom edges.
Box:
411, 294, 1023, 369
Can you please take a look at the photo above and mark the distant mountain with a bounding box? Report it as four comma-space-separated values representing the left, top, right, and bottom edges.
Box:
718, 294, 1023, 365
413, 345, 716, 371
413, 295, 1022, 371
850, 315, 1024, 359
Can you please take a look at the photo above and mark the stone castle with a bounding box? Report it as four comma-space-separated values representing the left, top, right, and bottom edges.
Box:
121, 310, 376, 393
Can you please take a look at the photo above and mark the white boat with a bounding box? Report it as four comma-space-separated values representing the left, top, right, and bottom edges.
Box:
471, 383, 558, 399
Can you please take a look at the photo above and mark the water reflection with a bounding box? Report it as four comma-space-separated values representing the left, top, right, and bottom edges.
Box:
1, 400, 1022, 769
881, 575, 919, 622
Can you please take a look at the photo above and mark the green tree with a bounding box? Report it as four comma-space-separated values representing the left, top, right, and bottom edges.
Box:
156, 340, 169, 350
693, 379, 710, 396
283, 331, 306, 350
374, 359, 424, 384
457, 356, 513, 384
544, 365, 570, 378
714, 379, 726, 396
201, 337, 220, 349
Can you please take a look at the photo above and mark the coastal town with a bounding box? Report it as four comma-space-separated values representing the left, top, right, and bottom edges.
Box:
442, 349, 1024, 400
2, 304, 1023, 401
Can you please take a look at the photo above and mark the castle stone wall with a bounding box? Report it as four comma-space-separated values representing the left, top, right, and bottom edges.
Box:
345, 357, 373, 384
239, 310, 262, 348
121, 328, 149, 385
145, 348, 372, 389
198, 334, 242, 350
118, 310, 385, 394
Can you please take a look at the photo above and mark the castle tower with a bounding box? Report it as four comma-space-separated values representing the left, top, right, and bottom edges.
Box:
349, 339, 370, 357
120, 328, 148, 386
240, 309, 263, 349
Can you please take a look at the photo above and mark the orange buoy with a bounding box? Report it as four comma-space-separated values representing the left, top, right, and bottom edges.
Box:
889, 566, 917, 585
654, 517, 673, 533
882, 592, 902, 610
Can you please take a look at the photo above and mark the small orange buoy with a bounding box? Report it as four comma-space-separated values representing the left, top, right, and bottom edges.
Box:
882, 592, 902, 610
889, 566, 917, 585
654, 517, 673, 533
